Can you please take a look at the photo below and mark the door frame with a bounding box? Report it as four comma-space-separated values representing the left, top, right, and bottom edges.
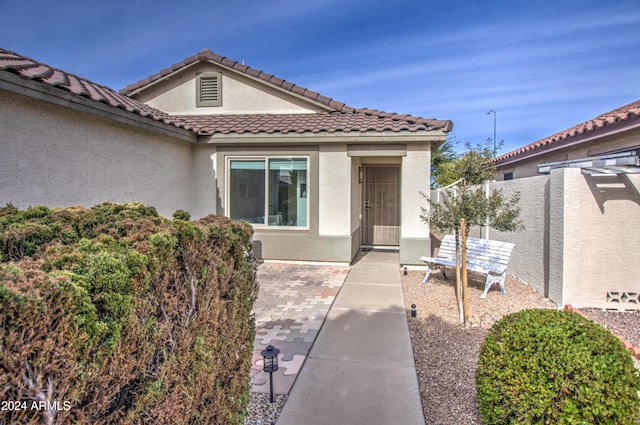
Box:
361, 164, 401, 247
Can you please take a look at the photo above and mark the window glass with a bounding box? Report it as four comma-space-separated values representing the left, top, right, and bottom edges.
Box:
268, 159, 307, 226
228, 158, 308, 227
229, 160, 265, 223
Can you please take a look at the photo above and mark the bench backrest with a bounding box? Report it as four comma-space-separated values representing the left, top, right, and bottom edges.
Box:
436, 234, 514, 267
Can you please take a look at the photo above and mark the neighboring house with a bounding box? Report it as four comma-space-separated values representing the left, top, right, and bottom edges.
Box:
494, 99, 640, 180
0, 48, 452, 265
479, 99, 639, 309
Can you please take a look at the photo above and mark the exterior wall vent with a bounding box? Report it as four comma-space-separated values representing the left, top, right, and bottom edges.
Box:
197, 72, 222, 107
606, 291, 639, 311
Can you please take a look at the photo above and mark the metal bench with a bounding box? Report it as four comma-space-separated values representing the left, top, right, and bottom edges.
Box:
420, 234, 515, 299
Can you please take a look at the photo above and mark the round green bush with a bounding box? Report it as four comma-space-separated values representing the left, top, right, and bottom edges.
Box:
476, 309, 640, 424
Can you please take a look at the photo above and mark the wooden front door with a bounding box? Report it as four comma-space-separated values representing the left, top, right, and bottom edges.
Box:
363, 165, 401, 245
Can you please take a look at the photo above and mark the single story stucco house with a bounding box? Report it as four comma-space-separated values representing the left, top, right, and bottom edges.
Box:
0, 48, 452, 265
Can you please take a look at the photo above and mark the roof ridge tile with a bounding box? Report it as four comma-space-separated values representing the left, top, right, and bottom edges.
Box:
258, 71, 274, 82
233, 62, 249, 73
20, 64, 52, 80
220, 57, 237, 68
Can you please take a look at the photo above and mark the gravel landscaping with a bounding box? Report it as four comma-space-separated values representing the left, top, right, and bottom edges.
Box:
401, 269, 640, 424
578, 308, 640, 350
244, 393, 287, 425
245, 265, 639, 425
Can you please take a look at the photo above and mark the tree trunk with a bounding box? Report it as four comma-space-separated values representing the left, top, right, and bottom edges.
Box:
454, 227, 463, 323
461, 219, 469, 325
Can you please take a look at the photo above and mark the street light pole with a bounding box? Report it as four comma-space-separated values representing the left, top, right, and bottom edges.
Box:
486, 109, 496, 156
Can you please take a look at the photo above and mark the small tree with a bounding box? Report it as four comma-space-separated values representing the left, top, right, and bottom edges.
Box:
422, 143, 522, 325
431, 136, 459, 188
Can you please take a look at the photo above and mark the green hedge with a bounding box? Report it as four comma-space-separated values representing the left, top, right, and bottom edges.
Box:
476, 309, 640, 424
0, 203, 257, 424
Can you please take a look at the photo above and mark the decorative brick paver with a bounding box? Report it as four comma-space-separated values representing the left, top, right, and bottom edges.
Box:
250, 262, 350, 394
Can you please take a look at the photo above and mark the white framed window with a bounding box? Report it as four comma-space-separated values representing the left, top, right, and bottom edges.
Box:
227, 157, 308, 228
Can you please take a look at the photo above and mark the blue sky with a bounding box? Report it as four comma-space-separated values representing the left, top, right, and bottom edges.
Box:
2, 0, 639, 153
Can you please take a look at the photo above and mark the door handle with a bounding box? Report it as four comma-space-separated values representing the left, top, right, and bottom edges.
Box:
364, 201, 370, 210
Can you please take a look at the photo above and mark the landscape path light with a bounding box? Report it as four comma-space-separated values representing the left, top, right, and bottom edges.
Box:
261, 344, 280, 403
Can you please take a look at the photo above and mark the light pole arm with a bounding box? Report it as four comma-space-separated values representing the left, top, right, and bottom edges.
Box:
486, 109, 497, 156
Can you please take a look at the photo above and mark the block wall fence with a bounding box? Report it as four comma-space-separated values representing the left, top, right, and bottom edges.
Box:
430, 168, 640, 310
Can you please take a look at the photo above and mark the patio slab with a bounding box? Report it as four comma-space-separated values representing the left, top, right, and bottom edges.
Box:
249, 262, 350, 394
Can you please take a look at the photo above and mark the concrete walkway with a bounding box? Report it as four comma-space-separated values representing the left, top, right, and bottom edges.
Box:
276, 250, 425, 425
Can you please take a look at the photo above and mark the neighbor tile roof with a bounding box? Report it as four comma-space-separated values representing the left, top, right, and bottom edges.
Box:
0, 48, 199, 133
494, 99, 640, 163
1, 47, 452, 137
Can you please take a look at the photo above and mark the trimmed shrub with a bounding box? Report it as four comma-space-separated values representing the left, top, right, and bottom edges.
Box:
0, 203, 257, 424
172, 209, 191, 221
476, 309, 640, 424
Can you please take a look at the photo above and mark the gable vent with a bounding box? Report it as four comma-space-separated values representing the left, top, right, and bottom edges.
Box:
200, 76, 219, 101
197, 72, 222, 107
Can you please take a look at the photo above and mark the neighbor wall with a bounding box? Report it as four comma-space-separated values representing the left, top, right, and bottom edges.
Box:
490, 175, 550, 297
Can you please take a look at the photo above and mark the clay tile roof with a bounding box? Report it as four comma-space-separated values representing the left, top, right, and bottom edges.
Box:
175, 111, 451, 136
118, 48, 452, 132
120, 47, 359, 113
0, 48, 198, 134
494, 99, 640, 163
1, 47, 452, 138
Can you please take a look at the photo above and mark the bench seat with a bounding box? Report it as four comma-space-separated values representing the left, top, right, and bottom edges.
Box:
420, 234, 515, 299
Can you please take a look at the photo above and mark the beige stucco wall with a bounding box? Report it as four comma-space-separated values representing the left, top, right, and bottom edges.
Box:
350, 156, 363, 233
189, 145, 221, 219
400, 143, 431, 265
318, 145, 351, 236
560, 169, 640, 309
0, 90, 194, 218
132, 62, 325, 115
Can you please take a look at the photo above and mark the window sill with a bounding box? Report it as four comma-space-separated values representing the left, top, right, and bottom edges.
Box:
248, 223, 310, 231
